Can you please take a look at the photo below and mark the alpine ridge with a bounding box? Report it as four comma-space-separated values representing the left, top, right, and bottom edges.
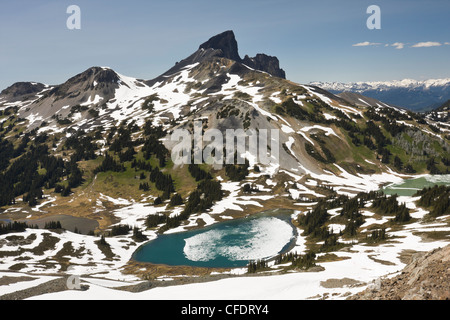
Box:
0, 30, 449, 301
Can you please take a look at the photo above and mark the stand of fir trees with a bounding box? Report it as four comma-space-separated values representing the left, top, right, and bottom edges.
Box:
94, 153, 125, 173
132, 226, 148, 242
295, 189, 414, 254
365, 228, 388, 243
0, 221, 37, 235
146, 214, 166, 228
0, 134, 84, 207
156, 163, 222, 233
274, 251, 317, 270
415, 185, 450, 217
247, 259, 269, 273
44, 221, 63, 230
371, 194, 411, 223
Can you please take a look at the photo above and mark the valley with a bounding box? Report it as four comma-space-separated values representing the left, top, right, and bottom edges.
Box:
0, 30, 449, 300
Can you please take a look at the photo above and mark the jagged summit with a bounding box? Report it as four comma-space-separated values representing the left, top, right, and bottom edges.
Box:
199, 30, 241, 62
0, 82, 46, 102
149, 30, 286, 84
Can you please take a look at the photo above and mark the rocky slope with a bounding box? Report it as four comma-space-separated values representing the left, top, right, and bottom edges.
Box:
351, 244, 450, 300
0, 30, 449, 300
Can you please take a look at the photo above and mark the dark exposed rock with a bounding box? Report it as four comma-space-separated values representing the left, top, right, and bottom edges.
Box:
242, 53, 286, 79
48, 67, 120, 98
0, 82, 46, 102
148, 30, 287, 85
199, 30, 241, 62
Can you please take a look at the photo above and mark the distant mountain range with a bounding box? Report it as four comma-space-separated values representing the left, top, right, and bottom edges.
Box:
310, 79, 450, 112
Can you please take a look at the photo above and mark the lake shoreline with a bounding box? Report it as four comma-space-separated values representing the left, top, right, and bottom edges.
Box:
129, 208, 300, 273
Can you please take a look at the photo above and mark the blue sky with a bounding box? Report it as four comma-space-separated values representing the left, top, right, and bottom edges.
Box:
1, 0, 449, 90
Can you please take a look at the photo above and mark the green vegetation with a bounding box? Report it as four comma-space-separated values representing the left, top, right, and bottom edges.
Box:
44, 221, 63, 230
247, 259, 269, 273
415, 185, 450, 217
156, 164, 223, 233
0, 222, 37, 235
141, 94, 160, 112
94, 154, 125, 173
274, 251, 317, 270
371, 194, 411, 223
217, 104, 240, 119
365, 228, 388, 243
146, 214, 166, 228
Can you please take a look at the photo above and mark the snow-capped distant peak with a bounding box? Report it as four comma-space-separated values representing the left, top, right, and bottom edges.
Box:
310, 78, 450, 92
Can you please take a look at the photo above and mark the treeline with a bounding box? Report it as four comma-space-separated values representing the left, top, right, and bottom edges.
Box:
64, 130, 98, 161
158, 179, 222, 233
297, 203, 347, 251
0, 141, 84, 206
247, 259, 269, 273
297, 190, 410, 251
101, 224, 147, 242
365, 228, 387, 243
415, 185, 450, 217
371, 194, 411, 222
0, 221, 37, 235
275, 100, 442, 171
97, 122, 176, 198
275, 97, 328, 123
156, 163, 222, 233
305, 141, 335, 164
44, 220, 62, 229
149, 167, 175, 197
146, 214, 166, 228
140, 123, 168, 167
224, 154, 249, 181
94, 153, 125, 173
188, 164, 212, 181
297, 205, 329, 237
274, 251, 317, 270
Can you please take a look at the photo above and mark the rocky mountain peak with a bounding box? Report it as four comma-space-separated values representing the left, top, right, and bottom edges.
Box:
68, 67, 120, 86
198, 30, 286, 79
242, 53, 286, 79
46, 66, 120, 99
199, 30, 241, 62
0, 82, 46, 102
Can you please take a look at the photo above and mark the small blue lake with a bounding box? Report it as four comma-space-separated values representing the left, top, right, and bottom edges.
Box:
382, 174, 450, 196
132, 209, 296, 268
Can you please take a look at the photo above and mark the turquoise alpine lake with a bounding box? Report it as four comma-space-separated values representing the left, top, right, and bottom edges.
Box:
132, 209, 297, 268
382, 174, 450, 196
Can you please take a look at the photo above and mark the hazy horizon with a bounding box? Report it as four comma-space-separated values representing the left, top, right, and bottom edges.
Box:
1, 0, 449, 90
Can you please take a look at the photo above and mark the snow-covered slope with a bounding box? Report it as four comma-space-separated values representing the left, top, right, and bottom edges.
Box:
0, 30, 449, 301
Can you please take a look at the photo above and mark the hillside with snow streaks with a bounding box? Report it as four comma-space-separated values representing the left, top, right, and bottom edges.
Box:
0, 30, 449, 300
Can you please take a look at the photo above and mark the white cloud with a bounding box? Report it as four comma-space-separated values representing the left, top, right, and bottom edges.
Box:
352, 41, 381, 47
411, 41, 442, 48
391, 42, 405, 50
353, 41, 447, 49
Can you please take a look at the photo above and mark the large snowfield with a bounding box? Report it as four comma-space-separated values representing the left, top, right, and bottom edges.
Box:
1, 172, 449, 300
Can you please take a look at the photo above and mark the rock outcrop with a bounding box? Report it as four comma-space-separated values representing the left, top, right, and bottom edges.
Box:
350, 244, 450, 300
199, 30, 286, 79
242, 53, 286, 79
